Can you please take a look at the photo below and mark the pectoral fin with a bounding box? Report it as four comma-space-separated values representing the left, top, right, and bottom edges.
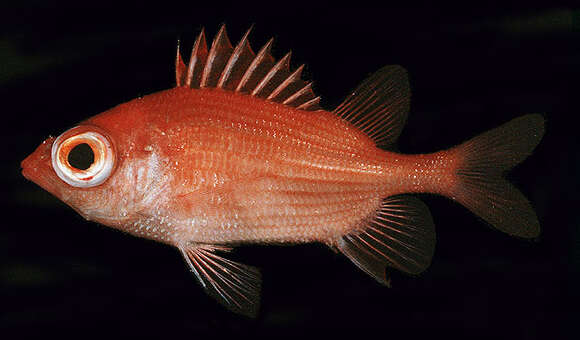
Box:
179, 244, 261, 317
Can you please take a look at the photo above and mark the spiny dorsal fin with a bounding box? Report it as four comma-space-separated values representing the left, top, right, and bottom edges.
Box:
186, 28, 208, 88
333, 65, 410, 149
201, 25, 233, 88
217, 26, 254, 90
175, 25, 320, 111
175, 40, 186, 87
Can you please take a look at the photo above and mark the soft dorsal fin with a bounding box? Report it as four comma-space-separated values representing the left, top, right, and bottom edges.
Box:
176, 25, 320, 111
333, 65, 410, 149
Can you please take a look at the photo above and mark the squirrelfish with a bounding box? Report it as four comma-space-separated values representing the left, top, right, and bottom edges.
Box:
21, 26, 545, 317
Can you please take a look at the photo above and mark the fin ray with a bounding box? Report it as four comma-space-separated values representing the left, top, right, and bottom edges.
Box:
252, 52, 292, 97
450, 114, 545, 238
175, 40, 187, 86
201, 25, 233, 88
177, 26, 320, 110
337, 195, 436, 285
185, 29, 208, 88
333, 65, 410, 148
180, 244, 261, 317
267, 64, 306, 102
217, 27, 255, 90
236, 38, 275, 93
282, 82, 316, 107
296, 96, 321, 110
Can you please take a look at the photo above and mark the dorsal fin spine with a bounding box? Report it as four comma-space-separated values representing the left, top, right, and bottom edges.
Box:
177, 26, 320, 111
267, 64, 304, 100
175, 39, 186, 86
201, 25, 233, 88
252, 52, 292, 96
217, 26, 254, 89
282, 82, 313, 105
296, 96, 321, 110
185, 29, 208, 88
236, 38, 274, 92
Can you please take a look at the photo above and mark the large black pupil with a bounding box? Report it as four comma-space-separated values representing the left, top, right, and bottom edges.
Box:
68, 143, 94, 170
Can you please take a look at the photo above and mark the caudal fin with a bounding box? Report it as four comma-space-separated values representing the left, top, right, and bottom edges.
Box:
451, 114, 545, 238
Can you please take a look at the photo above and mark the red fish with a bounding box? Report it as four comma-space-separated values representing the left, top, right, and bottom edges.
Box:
21, 26, 544, 317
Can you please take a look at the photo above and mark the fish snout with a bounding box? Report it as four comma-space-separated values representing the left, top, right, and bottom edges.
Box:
21, 137, 55, 182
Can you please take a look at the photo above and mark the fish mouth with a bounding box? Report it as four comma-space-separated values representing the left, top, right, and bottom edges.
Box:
21, 154, 37, 181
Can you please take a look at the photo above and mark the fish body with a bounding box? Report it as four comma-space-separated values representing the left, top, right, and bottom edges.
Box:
21, 26, 544, 316
59, 87, 454, 245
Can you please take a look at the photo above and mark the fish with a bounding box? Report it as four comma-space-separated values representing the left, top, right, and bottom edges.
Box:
21, 25, 545, 317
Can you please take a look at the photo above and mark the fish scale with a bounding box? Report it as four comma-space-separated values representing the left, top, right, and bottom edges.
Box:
187, 89, 370, 149
145, 89, 388, 184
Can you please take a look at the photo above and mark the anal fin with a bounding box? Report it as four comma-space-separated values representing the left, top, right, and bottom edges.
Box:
179, 244, 261, 317
337, 195, 436, 285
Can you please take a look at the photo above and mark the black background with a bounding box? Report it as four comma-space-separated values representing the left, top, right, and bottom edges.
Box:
2, 2, 578, 339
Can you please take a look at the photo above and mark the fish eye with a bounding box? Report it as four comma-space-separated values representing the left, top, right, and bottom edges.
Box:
51, 126, 115, 188
68, 143, 95, 170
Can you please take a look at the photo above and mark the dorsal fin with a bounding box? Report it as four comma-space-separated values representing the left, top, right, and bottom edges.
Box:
217, 26, 254, 90
201, 25, 233, 88
333, 65, 410, 149
175, 40, 186, 87
176, 25, 320, 111
185, 29, 208, 88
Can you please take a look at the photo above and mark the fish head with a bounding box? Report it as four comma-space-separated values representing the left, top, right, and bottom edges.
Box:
21, 101, 166, 227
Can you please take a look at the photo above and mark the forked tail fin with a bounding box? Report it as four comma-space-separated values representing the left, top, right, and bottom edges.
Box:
451, 114, 545, 238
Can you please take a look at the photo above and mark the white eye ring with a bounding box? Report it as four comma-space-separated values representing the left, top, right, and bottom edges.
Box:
51, 126, 115, 188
